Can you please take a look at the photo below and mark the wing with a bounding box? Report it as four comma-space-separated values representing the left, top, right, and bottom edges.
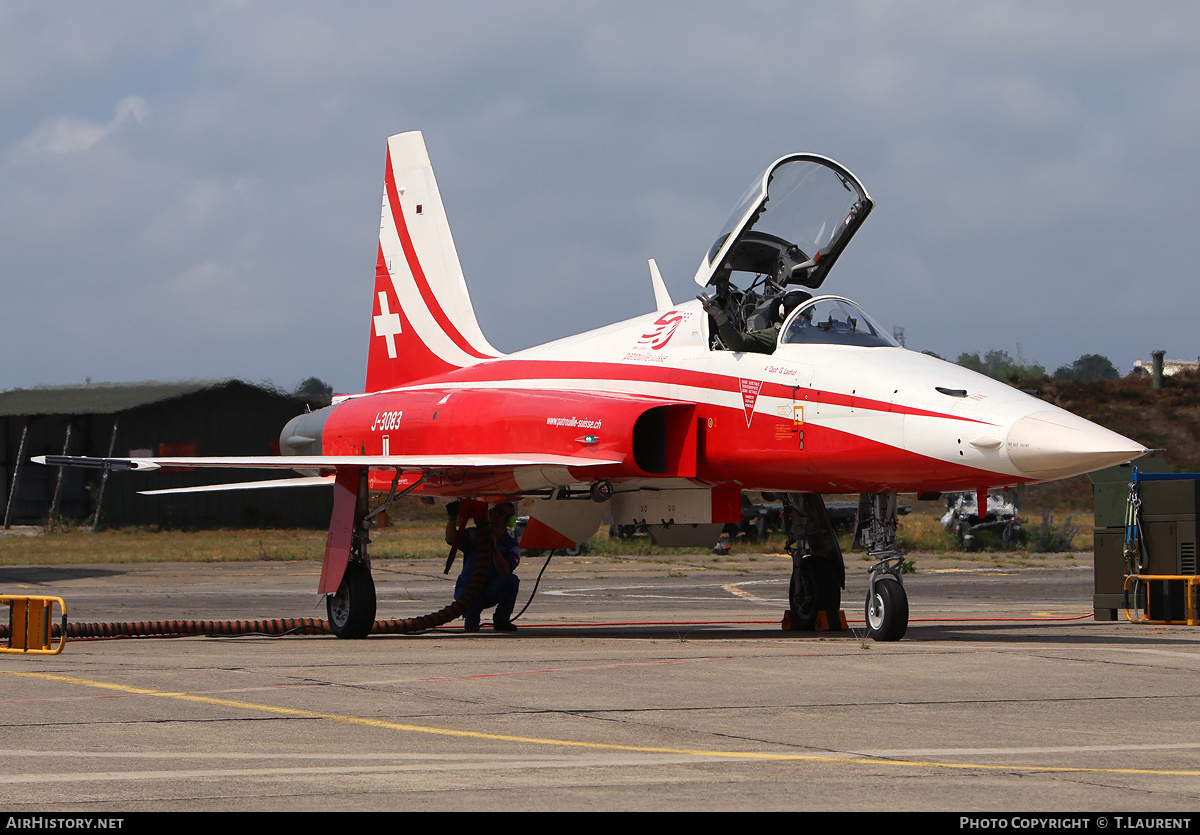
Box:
34, 451, 625, 499
33, 452, 622, 473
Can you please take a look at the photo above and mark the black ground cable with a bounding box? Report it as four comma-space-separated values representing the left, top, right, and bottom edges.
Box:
510, 549, 556, 622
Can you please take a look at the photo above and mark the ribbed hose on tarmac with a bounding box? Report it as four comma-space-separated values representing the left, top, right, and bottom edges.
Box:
0, 528, 498, 641
374, 523, 494, 634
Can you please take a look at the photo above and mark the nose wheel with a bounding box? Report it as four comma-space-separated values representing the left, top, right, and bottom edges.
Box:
864, 563, 908, 642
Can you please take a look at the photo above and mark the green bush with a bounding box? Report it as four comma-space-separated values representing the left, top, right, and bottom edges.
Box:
1029, 509, 1080, 553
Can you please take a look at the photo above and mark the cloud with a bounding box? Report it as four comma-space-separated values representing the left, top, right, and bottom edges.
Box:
3, 2, 1200, 393
21, 95, 149, 154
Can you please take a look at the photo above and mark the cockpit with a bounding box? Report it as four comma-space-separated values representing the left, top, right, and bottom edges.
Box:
778, 296, 898, 348
694, 153, 878, 352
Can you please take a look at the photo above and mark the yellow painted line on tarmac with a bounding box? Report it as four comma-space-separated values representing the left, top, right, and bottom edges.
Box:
722, 582, 761, 601
7, 670, 1200, 777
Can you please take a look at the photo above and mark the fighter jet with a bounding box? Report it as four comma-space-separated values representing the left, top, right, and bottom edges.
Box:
37, 132, 1147, 641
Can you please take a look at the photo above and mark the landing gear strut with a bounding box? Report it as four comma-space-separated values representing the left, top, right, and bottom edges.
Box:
783, 493, 845, 631
856, 493, 909, 641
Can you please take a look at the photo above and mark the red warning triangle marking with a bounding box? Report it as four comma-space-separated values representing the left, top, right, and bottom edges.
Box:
740, 378, 763, 426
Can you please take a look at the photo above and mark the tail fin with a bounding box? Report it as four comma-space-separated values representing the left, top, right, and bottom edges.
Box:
365, 131, 501, 392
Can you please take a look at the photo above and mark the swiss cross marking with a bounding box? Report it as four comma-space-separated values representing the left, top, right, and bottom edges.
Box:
373, 291, 403, 358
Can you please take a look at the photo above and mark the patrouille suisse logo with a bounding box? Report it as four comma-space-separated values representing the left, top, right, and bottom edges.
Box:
637, 311, 687, 350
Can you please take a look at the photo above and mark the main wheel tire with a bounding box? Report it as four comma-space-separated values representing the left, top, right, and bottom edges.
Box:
326, 562, 377, 639
865, 577, 908, 642
789, 559, 840, 630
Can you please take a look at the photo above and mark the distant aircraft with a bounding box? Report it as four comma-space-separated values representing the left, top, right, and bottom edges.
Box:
37, 131, 1147, 641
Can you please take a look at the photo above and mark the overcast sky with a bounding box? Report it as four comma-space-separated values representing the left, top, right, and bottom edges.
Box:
3, 1, 1197, 395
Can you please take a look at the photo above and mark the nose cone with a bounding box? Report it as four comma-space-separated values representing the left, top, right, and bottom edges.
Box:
1007, 410, 1148, 481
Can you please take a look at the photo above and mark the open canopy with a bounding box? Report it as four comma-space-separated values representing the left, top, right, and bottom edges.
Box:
693, 154, 873, 293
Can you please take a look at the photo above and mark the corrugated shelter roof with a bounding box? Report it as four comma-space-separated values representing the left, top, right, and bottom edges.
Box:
0, 380, 272, 416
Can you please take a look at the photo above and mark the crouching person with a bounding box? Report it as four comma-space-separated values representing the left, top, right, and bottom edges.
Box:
445, 501, 521, 632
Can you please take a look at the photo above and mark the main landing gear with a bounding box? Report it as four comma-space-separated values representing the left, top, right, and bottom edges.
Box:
324, 469, 429, 639
321, 465, 376, 643
780, 492, 911, 641
327, 561, 377, 639
855, 493, 909, 642
782, 493, 845, 631
325, 467, 378, 639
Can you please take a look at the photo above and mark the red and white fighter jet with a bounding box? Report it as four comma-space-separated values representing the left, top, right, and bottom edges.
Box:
37, 131, 1147, 640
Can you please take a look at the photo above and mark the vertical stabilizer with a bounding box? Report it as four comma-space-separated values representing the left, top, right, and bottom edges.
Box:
365, 132, 501, 391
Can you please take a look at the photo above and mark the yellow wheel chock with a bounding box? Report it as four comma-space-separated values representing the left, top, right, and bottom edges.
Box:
2, 595, 68, 655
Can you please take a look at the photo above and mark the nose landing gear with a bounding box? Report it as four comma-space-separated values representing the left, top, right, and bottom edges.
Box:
857, 493, 909, 642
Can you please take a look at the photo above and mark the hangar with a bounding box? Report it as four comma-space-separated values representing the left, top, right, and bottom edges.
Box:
1, 379, 332, 529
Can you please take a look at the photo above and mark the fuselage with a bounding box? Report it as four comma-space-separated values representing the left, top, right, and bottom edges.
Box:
283, 297, 1144, 498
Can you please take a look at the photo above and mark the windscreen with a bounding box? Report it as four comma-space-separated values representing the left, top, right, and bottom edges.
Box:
779, 297, 899, 348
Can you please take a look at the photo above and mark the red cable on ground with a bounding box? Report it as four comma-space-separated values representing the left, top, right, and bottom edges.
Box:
0, 607, 1099, 642
444, 613, 1097, 629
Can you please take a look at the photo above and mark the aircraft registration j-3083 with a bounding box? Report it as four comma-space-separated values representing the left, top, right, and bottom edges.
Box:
36, 131, 1148, 641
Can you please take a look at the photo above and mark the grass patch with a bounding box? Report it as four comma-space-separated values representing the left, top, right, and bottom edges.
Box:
0, 528, 328, 565
573, 533, 716, 557
0, 523, 456, 566
896, 513, 962, 552
1, 498, 1093, 567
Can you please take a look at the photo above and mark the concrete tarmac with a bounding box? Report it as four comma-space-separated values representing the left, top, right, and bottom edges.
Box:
2, 554, 1199, 812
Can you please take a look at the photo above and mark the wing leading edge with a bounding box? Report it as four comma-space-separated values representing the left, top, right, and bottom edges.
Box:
33, 452, 623, 473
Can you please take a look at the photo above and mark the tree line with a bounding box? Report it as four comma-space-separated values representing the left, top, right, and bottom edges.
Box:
951, 350, 1120, 386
